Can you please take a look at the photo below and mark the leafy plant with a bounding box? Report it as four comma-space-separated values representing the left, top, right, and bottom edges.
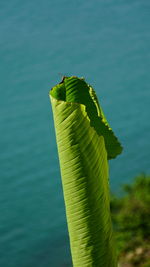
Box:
49, 76, 122, 266
111, 174, 150, 267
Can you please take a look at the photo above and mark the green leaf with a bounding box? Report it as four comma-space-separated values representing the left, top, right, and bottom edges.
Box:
49, 76, 122, 266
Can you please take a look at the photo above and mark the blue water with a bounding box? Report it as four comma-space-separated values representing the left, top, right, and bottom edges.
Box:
0, 0, 150, 266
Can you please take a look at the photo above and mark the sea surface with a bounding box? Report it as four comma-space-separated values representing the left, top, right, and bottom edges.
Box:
0, 0, 150, 266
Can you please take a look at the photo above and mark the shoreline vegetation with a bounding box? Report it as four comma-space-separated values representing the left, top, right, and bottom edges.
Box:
111, 174, 150, 267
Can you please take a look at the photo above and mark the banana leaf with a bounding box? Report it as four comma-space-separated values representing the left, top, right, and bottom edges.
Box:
49, 76, 122, 267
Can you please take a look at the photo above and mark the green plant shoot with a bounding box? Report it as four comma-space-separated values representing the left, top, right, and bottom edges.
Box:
49, 76, 123, 267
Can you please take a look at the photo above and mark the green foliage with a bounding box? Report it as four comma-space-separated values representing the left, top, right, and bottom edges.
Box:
111, 174, 150, 266
50, 76, 123, 266
141, 260, 150, 267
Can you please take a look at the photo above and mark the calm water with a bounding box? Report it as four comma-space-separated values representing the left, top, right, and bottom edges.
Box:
0, 0, 150, 266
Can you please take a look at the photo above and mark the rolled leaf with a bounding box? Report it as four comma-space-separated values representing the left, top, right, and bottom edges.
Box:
50, 76, 122, 267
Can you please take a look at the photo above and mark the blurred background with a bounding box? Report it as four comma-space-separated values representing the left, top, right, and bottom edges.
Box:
0, 0, 150, 266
